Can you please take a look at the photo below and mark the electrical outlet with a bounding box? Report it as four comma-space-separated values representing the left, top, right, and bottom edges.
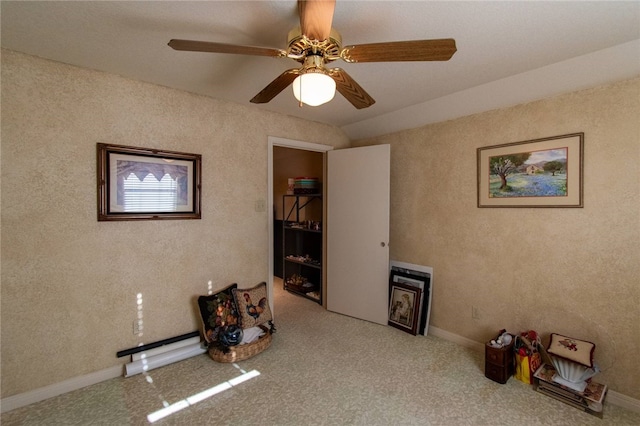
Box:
133, 320, 143, 335
472, 306, 480, 320
255, 198, 266, 212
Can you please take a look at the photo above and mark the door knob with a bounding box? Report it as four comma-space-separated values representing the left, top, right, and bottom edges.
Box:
381, 242, 387, 247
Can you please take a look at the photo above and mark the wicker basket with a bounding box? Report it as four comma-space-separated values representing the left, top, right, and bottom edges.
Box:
208, 325, 272, 363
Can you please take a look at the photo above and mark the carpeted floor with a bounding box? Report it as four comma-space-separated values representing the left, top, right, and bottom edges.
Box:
2, 279, 639, 425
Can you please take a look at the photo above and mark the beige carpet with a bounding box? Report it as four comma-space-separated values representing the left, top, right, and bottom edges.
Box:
3, 279, 639, 425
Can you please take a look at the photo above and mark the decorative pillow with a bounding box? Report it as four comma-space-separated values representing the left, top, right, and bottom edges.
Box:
197, 283, 239, 343
547, 333, 595, 367
232, 282, 273, 329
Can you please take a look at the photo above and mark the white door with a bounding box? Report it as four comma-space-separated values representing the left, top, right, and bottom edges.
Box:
326, 144, 390, 325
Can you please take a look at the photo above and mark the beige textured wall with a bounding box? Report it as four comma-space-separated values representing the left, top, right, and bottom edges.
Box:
353, 77, 640, 398
0, 50, 350, 398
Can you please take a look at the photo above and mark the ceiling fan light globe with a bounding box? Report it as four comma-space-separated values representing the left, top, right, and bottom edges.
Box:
292, 73, 336, 106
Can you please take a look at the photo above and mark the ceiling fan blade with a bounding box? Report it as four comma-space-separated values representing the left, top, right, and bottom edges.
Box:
250, 69, 302, 104
168, 39, 285, 57
298, 0, 335, 41
341, 38, 457, 63
328, 68, 375, 109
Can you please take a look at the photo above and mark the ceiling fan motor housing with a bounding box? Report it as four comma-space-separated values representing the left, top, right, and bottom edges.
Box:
287, 26, 342, 64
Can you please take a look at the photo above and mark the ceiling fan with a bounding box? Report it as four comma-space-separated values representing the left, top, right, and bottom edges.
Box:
168, 0, 456, 109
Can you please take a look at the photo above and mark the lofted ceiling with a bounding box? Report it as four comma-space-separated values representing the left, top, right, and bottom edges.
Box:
1, 1, 639, 140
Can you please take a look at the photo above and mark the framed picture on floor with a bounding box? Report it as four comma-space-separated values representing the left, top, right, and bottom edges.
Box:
389, 262, 432, 336
388, 281, 421, 335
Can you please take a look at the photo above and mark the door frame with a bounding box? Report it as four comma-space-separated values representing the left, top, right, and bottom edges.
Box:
267, 136, 333, 315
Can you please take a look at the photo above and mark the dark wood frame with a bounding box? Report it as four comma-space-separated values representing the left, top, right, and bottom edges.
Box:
388, 281, 422, 335
97, 143, 201, 221
389, 265, 432, 336
477, 133, 584, 208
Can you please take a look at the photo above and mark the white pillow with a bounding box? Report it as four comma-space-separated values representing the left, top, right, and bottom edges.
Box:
240, 326, 266, 345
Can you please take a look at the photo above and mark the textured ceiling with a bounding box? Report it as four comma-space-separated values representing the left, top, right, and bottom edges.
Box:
2, 1, 639, 139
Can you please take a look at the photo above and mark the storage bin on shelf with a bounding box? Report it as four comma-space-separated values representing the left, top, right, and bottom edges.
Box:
293, 177, 320, 194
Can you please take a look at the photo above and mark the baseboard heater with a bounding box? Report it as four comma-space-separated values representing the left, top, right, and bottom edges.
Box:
117, 331, 207, 377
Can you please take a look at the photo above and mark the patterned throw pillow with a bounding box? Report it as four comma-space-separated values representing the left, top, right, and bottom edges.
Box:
232, 282, 273, 329
547, 333, 596, 367
197, 283, 239, 343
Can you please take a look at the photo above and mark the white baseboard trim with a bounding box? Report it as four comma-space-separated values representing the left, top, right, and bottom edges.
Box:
426, 325, 640, 414
428, 325, 485, 352
0, 365, 123, 414
607, 390, 640, 414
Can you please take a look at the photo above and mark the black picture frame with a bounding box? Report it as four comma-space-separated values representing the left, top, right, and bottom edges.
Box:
388, 281, 422, 335
389, 265, 432, 336
97, 143, 202, 221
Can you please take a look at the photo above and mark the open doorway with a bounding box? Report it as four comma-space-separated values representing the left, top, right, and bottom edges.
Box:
273, 147, 323, 279
267, 137, 332, 315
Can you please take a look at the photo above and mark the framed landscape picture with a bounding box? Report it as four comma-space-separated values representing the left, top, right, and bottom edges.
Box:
388, 281, 422, 335
477, 133, 583, 208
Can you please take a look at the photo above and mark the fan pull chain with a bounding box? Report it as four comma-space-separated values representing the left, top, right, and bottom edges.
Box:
298, 77, 303, 108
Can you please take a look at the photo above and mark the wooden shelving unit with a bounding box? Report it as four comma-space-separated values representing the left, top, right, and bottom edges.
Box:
282, 194, 322, 304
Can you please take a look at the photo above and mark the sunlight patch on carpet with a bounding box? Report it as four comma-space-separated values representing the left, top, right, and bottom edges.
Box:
146, 370, 260, 423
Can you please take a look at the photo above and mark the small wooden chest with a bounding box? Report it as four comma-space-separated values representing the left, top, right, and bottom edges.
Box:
485, 341, 514, 384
